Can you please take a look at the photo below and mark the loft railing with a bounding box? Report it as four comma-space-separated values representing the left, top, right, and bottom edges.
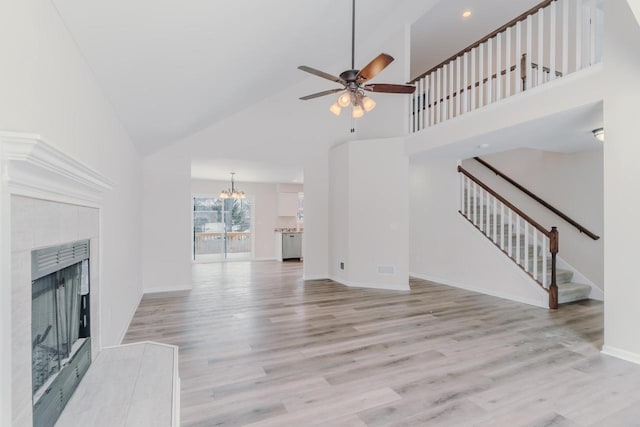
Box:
409, 0, 603, 133
473, 157, 600, 240
458, 165, 559, 309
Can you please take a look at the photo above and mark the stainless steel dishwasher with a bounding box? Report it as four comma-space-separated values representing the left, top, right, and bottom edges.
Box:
282, 232, 302, 260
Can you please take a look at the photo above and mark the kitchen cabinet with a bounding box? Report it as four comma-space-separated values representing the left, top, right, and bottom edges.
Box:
277, 192, 298, 217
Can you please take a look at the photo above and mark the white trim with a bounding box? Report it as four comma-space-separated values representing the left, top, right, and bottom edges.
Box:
303, 274, 329, 281
556, 256, 604, 301
117, 291, 144, 344
409, 272, 548, 309
329, 275, 411, 291
601, 345, 640, 365
144, 285, 192, 294
1, 132, 113, 207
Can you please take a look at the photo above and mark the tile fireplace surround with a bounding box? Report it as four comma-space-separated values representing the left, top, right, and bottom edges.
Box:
0, 132, 113, 426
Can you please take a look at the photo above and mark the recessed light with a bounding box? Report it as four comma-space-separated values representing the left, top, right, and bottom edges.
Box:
462, 10, 472, 18
478, 143, 490, 149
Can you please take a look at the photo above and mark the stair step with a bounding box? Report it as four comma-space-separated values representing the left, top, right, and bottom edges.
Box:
557, 282, 591, 304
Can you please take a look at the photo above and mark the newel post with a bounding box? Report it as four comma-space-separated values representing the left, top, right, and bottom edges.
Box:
549, 226, 559, 309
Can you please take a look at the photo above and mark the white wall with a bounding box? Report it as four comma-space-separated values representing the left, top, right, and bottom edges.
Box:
602, 0, 640, 364
410, 156, 549, 307
462, 147, 604, 289
141, 150, 192, 292
0, 0, 142, 347
329, 138, 410, 291
0, 0, 142, 424
303, 151, 330, 280
191, 179, 302, 260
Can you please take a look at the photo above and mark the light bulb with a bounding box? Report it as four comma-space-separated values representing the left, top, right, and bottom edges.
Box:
362, 96, 376, 112
329, 102, 342, 116
337, 92, 352, 107
219, 192, 229, 199
592, 128, 604, 142
352, 105, 364, 118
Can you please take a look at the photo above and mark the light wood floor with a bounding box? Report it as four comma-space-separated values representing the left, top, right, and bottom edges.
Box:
124, 261, 640, 426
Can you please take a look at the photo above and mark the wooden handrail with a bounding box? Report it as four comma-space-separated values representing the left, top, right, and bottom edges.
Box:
409, 0, 555, 84
458, 165, 550, 238
473, 157, 601, 240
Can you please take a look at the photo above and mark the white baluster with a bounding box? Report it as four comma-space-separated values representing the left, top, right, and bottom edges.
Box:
456, 56, 461, 117
508, 210, 513, 257
524, 222, 529, 272
485, 191, 489, 235
436, 67, 441, 123
473, 182, 478, 225
550, 1, 557, 81
463, 52, 469, 113
516, 215, 521, 264
479, 43, 484, 107
562, 0, 569, 75
429, 73, 435, 126
487, 38, 493, 104
496, 33, 502, 101
576, 0, 583, 71
500, 203, 505, 249
516, 21, 523, 93
526, 15, 533, 90
493, 197, 497, 244
542, 236, 548, 287
505, 27, 511, 98
537, 8, 544, 87
471, 48, 476, 110
533, 229, 539, 280
447, 58, 455, 119
467, 178, 471, 219
443, 63, 449, 121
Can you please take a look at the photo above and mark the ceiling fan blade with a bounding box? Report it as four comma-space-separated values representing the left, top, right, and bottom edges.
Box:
363, 83, 416, 94
299, 88, 345, 100
298, 66, 345, 84
356, 53, 394, 82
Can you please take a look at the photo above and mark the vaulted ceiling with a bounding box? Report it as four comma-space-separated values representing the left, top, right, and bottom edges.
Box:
52, 0, 550, 156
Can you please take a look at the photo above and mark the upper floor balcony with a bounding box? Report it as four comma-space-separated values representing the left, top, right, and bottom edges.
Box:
407, 0, 603, 141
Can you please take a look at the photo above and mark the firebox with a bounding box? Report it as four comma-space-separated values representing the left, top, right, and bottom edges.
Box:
31, 240, 91, 427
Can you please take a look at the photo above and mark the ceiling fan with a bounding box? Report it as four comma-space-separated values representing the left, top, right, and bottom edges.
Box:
298, 0, 416, 118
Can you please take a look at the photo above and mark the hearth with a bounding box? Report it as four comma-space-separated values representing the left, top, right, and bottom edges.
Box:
31, 240, 91, 427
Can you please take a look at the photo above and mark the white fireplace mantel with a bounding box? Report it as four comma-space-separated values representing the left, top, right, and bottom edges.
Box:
1, 131, 113, 427
0, 132, 114, 207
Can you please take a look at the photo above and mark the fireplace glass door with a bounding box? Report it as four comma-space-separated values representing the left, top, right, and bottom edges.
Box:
31, 260, 85, 395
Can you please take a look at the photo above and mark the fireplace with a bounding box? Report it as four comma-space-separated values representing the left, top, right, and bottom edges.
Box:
31, 241, 92, 427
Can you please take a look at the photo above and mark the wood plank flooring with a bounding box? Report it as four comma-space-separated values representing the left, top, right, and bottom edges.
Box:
123, 261, 640, 426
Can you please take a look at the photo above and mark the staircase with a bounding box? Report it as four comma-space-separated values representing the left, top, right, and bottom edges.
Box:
459, 165, 592, 308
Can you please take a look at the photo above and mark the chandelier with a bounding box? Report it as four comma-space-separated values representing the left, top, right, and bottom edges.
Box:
219, 172, 246, 199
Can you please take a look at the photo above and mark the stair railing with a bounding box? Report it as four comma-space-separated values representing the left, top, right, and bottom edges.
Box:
473, 157, 600, 240
458, 165, 559, 309
410, 0, 602, 133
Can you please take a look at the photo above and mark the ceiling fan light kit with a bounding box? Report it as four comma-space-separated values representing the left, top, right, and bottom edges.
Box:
298, 0, 415, 119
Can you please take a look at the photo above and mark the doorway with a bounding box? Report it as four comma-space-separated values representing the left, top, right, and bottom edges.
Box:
193, 196, 253, 262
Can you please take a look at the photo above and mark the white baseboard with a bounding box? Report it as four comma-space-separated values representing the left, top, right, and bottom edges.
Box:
409, 272, 548, 308
329, 276, 410, 291
602, 345, 640, 365
303, 274, 329, 281
117, 290, 144, 345
143, 285, 192, 294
